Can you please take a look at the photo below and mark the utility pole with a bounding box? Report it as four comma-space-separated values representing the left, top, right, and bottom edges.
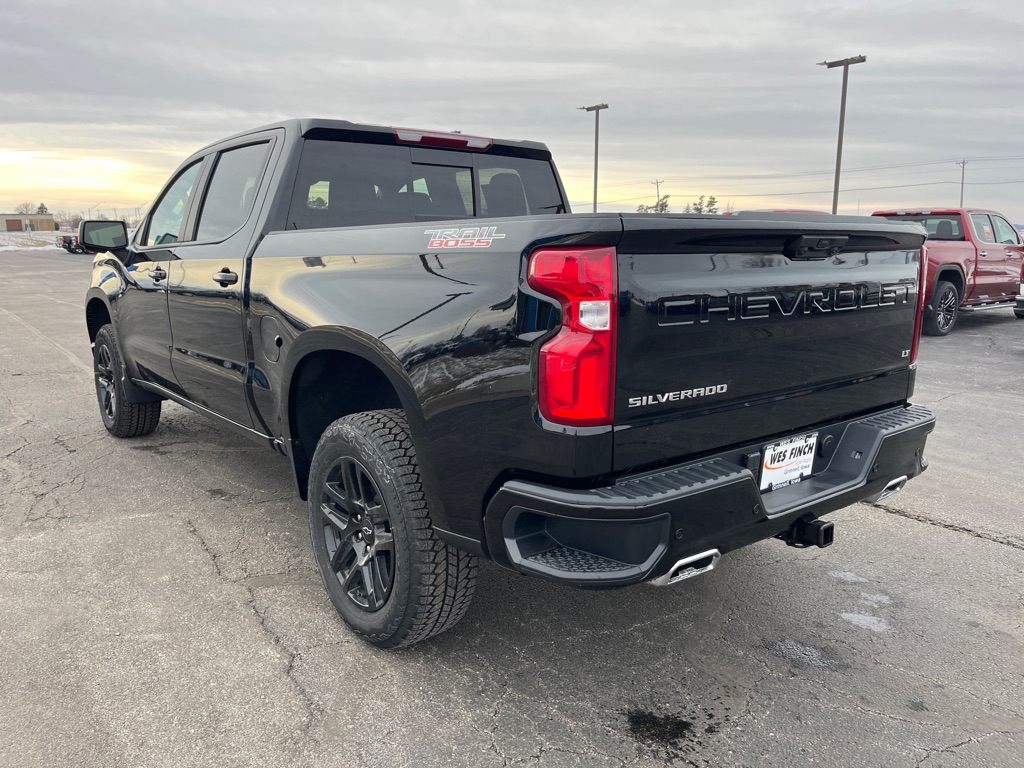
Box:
578, 104, 609, 213
957, 159, 968, 207
818, 55, 866, 214
652, 179, 664, 201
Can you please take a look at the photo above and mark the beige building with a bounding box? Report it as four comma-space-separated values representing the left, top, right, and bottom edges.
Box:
2, 213, 56, 232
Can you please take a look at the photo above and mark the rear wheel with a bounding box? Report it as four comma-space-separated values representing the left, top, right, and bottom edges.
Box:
923, 280, 960, 336
308, 409, 477, 648
1014, 310, 1024, 320
93, 324, 161, 437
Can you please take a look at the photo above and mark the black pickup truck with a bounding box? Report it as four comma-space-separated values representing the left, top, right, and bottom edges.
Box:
82, 118, 935, 647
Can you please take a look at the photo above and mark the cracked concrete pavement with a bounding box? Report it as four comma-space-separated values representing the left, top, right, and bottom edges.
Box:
1, 248, 1022, 767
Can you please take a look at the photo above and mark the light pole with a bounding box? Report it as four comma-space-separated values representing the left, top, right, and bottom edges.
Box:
88, 202, 106, 219
818, 55, 866, 214
578, 103, 608, 213
956, 159, 968, 207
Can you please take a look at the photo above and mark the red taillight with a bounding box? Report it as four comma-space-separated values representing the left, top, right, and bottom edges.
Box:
910, 247, 927, 364
527, 247, 617, 426
393, 128, 492, 151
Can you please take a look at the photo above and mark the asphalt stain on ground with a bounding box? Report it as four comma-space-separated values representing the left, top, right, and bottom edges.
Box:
626, 709, 694, 745
625, 707, 723, 764
766, 638, 849, 670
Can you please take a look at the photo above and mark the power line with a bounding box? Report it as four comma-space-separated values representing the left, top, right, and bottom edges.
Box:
574, 177, 1024, 207
597, 154, 1024, 189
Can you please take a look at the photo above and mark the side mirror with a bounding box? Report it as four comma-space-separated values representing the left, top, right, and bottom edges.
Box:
79, 220, 128, 252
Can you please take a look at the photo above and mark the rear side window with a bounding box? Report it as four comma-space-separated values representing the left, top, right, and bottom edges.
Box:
286, 140, 563, 230
970, 214, 997, 244
196, 142, 271, 241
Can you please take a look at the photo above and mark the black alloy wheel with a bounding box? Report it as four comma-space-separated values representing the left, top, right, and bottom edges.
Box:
307, 410, 477, 648
95, 342, 118, 425
317, 456, 395, 612
924, 280, 960, 336
92, 324, 161, 437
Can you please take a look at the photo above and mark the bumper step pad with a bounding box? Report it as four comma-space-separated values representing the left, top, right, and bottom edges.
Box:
524, 545, 630, 574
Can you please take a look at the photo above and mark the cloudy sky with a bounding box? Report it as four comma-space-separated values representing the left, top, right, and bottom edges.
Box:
2, 0, 1022, 222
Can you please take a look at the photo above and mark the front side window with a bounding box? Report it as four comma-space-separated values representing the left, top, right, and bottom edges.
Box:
196, 143, 271, 241
146, 161, 203, 247
970, 214, 997, 244
992, 215, 1020, 245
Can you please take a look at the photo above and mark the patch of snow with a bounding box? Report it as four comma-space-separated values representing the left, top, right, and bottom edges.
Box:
859, 592, 893, 608
0, 231, 59, 250
841, 613, 892, 633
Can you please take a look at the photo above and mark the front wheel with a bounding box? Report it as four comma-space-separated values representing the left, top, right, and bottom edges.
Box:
93, 324, 161, 437
1014, 309, 1024, 320
308, 410, 477, 648
923, 280, 960, 336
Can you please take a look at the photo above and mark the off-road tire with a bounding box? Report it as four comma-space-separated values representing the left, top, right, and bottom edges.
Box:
308, 409, 477, 648
923, 280, 960, 336
93, 324, 161, 437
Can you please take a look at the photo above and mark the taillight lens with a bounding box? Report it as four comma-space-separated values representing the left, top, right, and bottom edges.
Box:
527, 247, 617, 426
910, 247, 927, 364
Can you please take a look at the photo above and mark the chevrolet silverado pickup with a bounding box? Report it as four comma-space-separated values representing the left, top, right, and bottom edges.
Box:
82, 119, 935, 647
872, 208, 1024, 334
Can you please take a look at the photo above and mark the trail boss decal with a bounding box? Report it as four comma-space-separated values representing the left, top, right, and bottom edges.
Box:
425, 227, 506, 249
628, 384, 728, 408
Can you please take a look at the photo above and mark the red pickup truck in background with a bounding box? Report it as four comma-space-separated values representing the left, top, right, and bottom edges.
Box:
872, 208, 1024, 335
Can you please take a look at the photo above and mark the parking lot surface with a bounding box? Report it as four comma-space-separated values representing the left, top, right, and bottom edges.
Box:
1, 247, 1022, 767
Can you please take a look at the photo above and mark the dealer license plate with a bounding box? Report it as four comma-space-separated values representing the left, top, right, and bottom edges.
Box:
760, 432, 818, 492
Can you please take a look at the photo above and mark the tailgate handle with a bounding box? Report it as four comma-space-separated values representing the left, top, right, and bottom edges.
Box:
784, 234, 849, 260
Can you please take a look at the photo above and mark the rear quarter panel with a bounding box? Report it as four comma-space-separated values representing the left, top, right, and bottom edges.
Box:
247, 215, 623, 539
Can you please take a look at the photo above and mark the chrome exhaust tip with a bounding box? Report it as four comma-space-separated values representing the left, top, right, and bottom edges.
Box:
649, 549, 721, 587
867, 475, 909, 503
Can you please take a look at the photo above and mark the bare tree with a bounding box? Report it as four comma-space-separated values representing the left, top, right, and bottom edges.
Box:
683, 195, 719, 214
14, 202, 35, 214
53, 211, 83, 230
637, 195, 671, 214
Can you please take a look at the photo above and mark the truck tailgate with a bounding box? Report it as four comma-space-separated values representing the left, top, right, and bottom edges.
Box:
613, 214, 925, 472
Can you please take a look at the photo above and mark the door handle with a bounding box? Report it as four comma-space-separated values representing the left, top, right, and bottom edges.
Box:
212, 269, 239, 286
151, 267, 167, 282
979, 250, 988, 257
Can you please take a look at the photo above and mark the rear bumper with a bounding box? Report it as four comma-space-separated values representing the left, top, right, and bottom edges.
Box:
484, 404, 934, 586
